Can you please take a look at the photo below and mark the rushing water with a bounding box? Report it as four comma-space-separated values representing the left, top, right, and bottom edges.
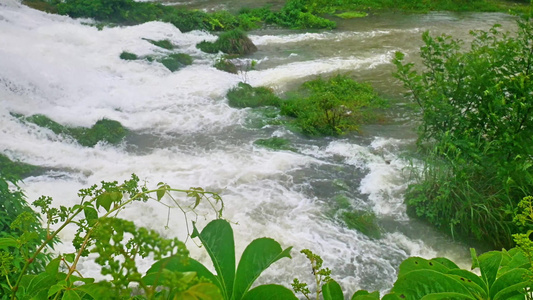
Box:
0, 0, 517, 296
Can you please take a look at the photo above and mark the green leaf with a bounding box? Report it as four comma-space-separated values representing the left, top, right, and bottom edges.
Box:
48, 281, 67, 298
241, 284, 298, 300
233, 238, 292, 300
397, 257, 451, 278
446, 269, 487, 298
45, 257, 61, 276
156, 188, 165, 201
192, 220, 235, 300
470, 248, 479, 270
490, 268, 528, 299
62, 289, 81, 300
174, 282, 223, 300
420, 292, 477, 299
63, 253, 75, 264
143, 257, 218, 290
0, 237, 18, 248
322, 280, 344, 300
25, 272, 55, 296
84, 206, 98, 226
96, 193, 112, 212
351, 290, 380, 300
75, 282, 112, 299
389, 269, 475, 299
477, 251, 503, 288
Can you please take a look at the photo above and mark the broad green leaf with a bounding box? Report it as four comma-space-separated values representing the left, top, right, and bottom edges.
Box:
63, 253, 75, 263
48, 281, 67, 298
241, 284, 298, 300
156, 188, 165, 201
397, 257, 451, 278
68, 275, 94, 285
351, 290, 380, 300
470, 248, 479, 270
84, 206, 98, 226
45, 257, 61, 276
25, 271, 55, 296
322, 280, 344, 300
192, 220, 235, 300
420, 292, 476, 299
62, 289, 81, 300
490, 268, 528, 299
493, 280, 531, 300
389, 269, 474, 300
75, 282, 113, 299
173, 283, 223, 300
233, 238, 292, 300
143, 256, 218, 290
432, 257, 460, 270
446, 269, 487, 298
477, 251, 503, 288
0, 237, 18, 248
96, 193, 112, 212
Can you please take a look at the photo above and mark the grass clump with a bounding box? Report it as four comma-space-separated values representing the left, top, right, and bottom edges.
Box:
144, 39, 174, 50
214, 57, 238, 74
119, 51, 138, 61
16, 114, 127, 147
197, 29, 257, 55
254, 137, 294, 151
335, 11, 367, 19
342, 210, 381, 239
226, 82, 281, 108
280, 74, 386, 136
160, 53, 193, 72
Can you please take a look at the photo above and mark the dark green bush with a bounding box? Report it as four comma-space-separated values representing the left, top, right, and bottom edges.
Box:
280, 74, 385, 136
160, 53, 193, 72
197, 29, 257, 55
119, 51, 138, 60
226, 82, 281, 108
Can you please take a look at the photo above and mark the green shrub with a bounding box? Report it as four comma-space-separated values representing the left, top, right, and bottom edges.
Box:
119, 51, 138, 60
214, 57, 238, 74
280, 74, 386, 136
226, 82, 281, 108
160, 53, 193, 72
254, 137, 294, 151
197, 29, 257, 55
162, 8, 210, 32
394, 17, 533, 249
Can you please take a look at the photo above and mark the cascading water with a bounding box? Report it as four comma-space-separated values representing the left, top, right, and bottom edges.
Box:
0, 0, 517, 296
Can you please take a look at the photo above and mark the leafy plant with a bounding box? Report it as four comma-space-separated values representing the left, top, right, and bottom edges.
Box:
197, 30, 257, 55
146, 218, 297, 300
226, 82, 281, 108
280, 74, 386, 136
214, 57, 238, 74
394, 16, 533, 248
0, 174, 225, 299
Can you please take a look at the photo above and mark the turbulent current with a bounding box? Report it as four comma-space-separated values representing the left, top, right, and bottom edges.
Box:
0, 0, 517, 296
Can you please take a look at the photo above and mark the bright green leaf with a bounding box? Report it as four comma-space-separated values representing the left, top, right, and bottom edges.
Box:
233, 238, 292, 300
0, 237, 18, 248
62, 289, 81, 300
241, 284, 298, 300
322, 280, 344, 300
96, 193, 112, 212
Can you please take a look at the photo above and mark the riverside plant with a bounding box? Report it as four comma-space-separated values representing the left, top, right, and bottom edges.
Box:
0, 174, 301, 299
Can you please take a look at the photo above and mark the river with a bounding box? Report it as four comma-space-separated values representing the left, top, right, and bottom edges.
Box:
0, 0, 517, 296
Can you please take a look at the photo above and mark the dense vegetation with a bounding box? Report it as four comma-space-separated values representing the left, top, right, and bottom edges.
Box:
13, 114, 128, 147
394, 16, 533, 249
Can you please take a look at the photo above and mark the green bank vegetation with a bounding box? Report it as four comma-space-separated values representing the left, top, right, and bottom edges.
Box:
394, 16, 533, 249
13, 114, 128, 147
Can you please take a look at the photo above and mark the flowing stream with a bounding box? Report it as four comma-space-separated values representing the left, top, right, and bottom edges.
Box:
0, 0, 517, 296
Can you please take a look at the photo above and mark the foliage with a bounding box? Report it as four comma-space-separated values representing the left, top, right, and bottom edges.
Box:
160, 53, 193, 72
214, 57, 238, 74
15, 114, 128, 147
292, 249, 333, 300
280, 74, 386, 136
148, 219, 297, 300
0, 174, 227, 299
254, 137, 294, 151
341, 210, 381, 239
144, 39, 174, 50
394, 17, 533, 248
120, 51, 138, 61
0, 154, 39, 182
335, 11, 367, 19
197, 30, 257, 55
226, 82, 281, 108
